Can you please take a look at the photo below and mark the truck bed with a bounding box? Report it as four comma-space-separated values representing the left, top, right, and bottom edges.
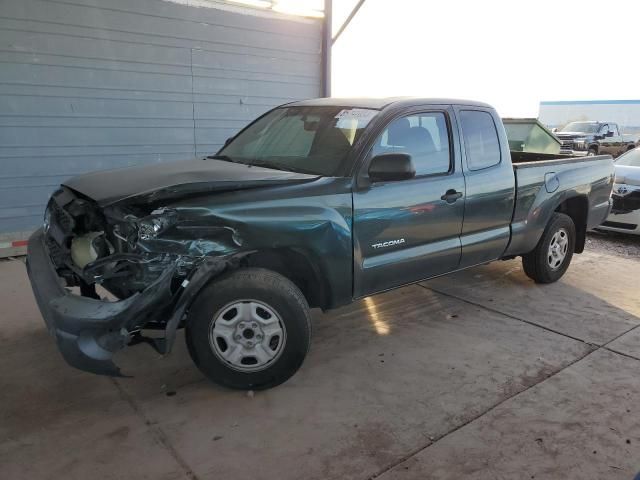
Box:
510, 151, 575, 164
505, 151, 614, 257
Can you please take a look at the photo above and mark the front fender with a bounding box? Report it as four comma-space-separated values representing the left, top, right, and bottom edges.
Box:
158, 178, 354, 308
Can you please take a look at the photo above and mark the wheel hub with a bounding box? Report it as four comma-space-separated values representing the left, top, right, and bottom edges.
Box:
547, 228, 569, 270
209, 300, 286, 372
242, 328, 255, 340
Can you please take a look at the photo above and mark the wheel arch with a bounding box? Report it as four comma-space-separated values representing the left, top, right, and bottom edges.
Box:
243, 248, 329, 310
554, 195, 588, 253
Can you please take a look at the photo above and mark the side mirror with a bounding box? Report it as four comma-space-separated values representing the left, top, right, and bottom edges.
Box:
368, 153, 416, 182
605, 131, 614, 137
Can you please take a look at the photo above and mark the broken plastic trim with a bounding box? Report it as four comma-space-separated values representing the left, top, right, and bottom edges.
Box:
51, 266, 176, 376
147, 252, 250, 356
27, 228, 249, 376
27, 228, 176, 376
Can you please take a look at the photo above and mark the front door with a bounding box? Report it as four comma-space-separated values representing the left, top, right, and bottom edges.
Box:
604, 123, 625, 157
599, 123, 624, 156
598, 124, 613, 155
353, 108, 465, 297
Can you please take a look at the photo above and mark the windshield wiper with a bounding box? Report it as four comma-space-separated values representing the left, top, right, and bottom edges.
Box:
248, 160, 299, 173
206, 155, 290, 171
207, 156, 315, 175
206, 154, 238, 162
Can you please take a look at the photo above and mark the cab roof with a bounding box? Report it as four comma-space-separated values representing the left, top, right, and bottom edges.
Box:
286, 97, 493, 110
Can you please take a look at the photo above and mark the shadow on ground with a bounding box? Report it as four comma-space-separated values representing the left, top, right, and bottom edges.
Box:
1, 250, 639, 480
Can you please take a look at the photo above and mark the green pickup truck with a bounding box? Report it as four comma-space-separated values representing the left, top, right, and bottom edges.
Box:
27, 98, 614, 390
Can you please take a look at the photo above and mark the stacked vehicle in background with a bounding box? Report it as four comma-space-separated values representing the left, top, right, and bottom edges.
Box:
554, 121, 637, 157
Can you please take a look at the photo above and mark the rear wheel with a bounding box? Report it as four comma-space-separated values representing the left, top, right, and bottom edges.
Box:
186, 268, 311, 390
522, 212, 576, 284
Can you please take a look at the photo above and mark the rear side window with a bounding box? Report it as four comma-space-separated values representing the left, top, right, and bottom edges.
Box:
371, 112, 451, 176
459, 110, 501, 170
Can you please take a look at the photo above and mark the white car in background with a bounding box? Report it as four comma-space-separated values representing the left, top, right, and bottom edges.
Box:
599, 147, 640, 235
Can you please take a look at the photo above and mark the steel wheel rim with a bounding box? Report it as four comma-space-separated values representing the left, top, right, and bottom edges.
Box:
547, 227, 569, 270
209, 300, 286, 372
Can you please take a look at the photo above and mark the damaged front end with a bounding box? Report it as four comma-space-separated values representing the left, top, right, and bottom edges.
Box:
27, 186, 243, 376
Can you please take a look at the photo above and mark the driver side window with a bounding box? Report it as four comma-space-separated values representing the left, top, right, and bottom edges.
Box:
371, 112, 451, 176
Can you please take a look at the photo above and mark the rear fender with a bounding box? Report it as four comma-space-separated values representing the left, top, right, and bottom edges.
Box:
506, 182, 590, 257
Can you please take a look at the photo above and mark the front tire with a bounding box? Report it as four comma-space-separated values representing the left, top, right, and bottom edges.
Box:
186, 268, 311, 390
522, 212, 576, 284
587, 147, 598, 156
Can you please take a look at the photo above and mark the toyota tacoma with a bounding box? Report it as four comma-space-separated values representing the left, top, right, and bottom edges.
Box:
27, 98, 614, 390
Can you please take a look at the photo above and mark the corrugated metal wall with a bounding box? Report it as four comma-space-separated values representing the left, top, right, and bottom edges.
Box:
0, 0, 322, 237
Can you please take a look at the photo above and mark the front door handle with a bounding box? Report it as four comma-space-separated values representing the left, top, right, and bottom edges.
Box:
441, 189, 463, 203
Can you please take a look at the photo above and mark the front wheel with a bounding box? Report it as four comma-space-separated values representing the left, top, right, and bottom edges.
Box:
186, 268, 312, 390
587, 147, 598, 156
522, 212, 576, 284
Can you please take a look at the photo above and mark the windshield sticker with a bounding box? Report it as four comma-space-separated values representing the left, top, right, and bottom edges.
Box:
334, 108, 377, 126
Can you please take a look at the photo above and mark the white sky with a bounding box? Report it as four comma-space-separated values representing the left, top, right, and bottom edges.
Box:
331, 0, 640, 117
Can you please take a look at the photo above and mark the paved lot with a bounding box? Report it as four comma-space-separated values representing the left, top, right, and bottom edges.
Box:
1, 246, 639, 480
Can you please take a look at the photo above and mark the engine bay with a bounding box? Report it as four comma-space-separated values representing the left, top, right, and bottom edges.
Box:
44, 187, 204, 301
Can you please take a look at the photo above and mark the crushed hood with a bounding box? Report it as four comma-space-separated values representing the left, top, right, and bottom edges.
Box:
63, 158, 319, 206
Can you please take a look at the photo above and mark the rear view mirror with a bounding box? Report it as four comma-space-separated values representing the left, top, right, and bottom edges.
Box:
368, 153, 416, 182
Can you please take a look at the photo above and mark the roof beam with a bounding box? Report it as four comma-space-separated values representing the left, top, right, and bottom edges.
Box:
332, 0, 366, 45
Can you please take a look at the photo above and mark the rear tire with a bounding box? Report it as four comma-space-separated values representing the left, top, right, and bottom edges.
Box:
186, 268, 311, 390
522, 212, 576, 284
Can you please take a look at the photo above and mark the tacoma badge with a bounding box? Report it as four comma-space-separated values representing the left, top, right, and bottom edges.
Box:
371, 239, 405, 249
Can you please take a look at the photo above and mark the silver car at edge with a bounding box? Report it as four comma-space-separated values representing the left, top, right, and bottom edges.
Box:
598, 147, 640, 235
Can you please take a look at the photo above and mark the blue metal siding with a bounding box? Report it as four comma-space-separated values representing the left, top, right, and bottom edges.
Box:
0, 0, 322, 234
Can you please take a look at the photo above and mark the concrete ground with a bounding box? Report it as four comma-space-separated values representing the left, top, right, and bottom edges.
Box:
1, 246, 639, 480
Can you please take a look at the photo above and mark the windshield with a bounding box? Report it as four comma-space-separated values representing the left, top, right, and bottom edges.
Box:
560, 122, 599, 133
218, 106, 378, 176
615, 148, 640, 167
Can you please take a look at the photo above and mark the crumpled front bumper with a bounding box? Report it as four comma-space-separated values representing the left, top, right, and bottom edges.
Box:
26, 228, 174, 376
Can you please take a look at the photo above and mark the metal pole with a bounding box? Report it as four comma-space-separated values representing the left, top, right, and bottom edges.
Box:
332, 0, 366, 45
321, 0, 332, 97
